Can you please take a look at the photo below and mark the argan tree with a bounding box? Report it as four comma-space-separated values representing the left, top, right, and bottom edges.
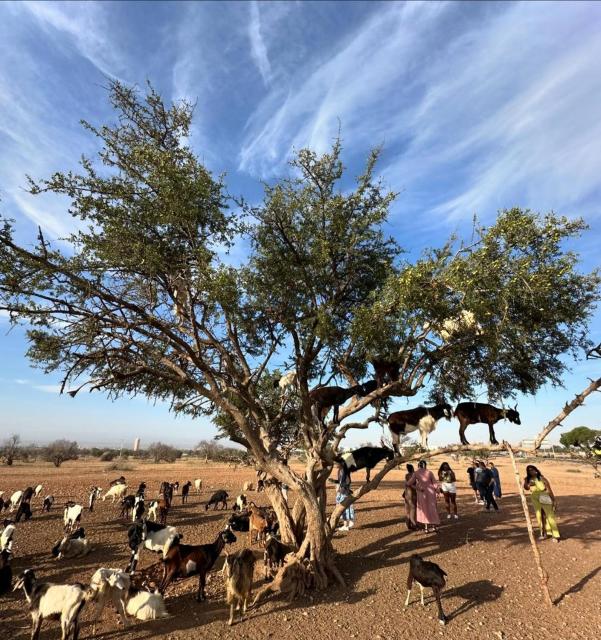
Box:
0, 82, 598, 587
147, 442, 180, 463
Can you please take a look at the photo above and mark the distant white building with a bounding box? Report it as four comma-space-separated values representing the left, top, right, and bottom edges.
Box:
133, 437, 141, 452
520, 439, 557, 452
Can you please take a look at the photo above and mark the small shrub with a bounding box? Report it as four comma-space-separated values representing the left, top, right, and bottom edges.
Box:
42, 439, 79, 467
106, 461, 135, 472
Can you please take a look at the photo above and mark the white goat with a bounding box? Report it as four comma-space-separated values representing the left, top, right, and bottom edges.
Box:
194, 478, 202, 493
439, 310, 483, 342
57, 534, 91, 559
147, 500, 159, 522
126, 589, 168, 620
1, 520, 15, 552
277, 370, 297, 390
89, 567, 130, 632
13, 569, 93, 640
63, 503, 83, 532
34, 484, 43, 498
9, 490, 23, 511
103, 483, 128, 503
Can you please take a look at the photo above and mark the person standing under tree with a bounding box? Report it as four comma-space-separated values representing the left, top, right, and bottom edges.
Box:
407, 460, 440, 533
489, 461, 502, 499
478, 463, 499, 512
467, 462, 480, 503
523, 465, 561, 543
438, 461, 458, 519
335, 460, 355, 532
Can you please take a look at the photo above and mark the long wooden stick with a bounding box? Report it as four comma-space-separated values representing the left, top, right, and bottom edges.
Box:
505, 442, 553, 606
533, 377, 601, 450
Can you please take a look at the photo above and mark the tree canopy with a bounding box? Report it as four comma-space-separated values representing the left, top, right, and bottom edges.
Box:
0, 81, 598, 585
560, 426, 600, 448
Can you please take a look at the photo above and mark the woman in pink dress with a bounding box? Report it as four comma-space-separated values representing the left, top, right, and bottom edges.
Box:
407, 460, 440, 532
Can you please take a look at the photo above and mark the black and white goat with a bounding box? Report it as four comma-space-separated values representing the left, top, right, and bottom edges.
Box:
160, 528, 237, 600
63, 502, 83, 532
133, 495, 145, 522
387, 403, 453, 451
34, 484, 43, 498
9, 490, 23, 512
126, 520, 181, 573
1, 519, 15, 553
88, 487, 101, 512
233, 493, 247, 512
13, 569, 93, 640
42, 495, 55, 513
404, 554, 448, 625
335, 446, 395, 482
56, 529, 91, 560
52, 527, 86, 558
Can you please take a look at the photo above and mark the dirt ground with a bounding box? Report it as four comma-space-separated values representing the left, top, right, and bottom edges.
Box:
1, 455, 600, 640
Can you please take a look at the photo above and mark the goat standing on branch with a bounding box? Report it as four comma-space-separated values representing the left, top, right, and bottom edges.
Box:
454, 402, 521, 445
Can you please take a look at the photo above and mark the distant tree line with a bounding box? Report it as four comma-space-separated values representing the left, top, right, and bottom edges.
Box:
0, 434, 248, 466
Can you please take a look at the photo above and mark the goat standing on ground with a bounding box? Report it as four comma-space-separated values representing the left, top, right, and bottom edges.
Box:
223, 548, 255, 625
33, 484, 43, 498
160, 528, 236, 600
63, 502, 83, 532
120, 495, 136, 519
103, 484, 128, 503
263, 534, 296, 579
127, 520, 181, 573
194, 478, 202, 493
1, 519, 15, 553
404, 554, 448, 625
88, 487, 101, 512
181, 481, 192, 504
42, 495, 55, 512
15, 500, 32, 523
13, 569, 93, 640
89, 567, 130, 633
205, 490, 228, 510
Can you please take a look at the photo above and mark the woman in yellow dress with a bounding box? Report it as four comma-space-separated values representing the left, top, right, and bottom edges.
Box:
523, 464, 561, 543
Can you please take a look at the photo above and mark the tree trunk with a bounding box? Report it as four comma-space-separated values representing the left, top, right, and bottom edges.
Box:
264, 481, 297, 547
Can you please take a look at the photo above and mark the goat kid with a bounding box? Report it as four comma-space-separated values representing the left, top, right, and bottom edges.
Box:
233, 494, 247, 512
404, 554, 448, 625
89, 567, 130, 632
42, 495, 55, 512
63, 502, 83, 532
88, 487, 102, 512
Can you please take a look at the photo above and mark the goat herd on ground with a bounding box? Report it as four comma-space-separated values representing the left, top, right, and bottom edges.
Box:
0, 384, 523, 638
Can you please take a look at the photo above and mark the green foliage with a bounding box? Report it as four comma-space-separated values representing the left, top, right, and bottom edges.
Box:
43, 439, 78, 467
560, 426, 600, 448
0, 80, 598, 469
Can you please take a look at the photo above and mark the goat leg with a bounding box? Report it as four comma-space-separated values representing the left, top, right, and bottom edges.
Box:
31, 612, 42, 640
228, 603, 235, 626
433, 586, 447, 625
488, 422, 498, 445
404, 575, 413, 607
419, 583, 425, 606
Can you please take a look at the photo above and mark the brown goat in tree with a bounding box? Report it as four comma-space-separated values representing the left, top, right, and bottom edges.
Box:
454, 402, 521, 445
309, 380, 377, 426
247, 502, 269, 546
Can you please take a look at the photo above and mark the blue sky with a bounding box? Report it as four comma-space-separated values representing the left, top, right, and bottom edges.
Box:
1, 1, 600, 449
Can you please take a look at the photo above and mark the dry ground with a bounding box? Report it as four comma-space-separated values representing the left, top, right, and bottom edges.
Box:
1, 455, 600, 640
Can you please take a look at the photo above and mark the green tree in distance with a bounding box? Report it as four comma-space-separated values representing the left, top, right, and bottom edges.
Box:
0, 82, 598, 587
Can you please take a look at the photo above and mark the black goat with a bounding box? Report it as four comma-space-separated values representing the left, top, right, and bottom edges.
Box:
336, 446, 395, 481
136, 482, 147, 497
120, 495, 136, 519
181, 481, 192, 504
263, 533, 295, 579
160, 528, 237, 600
110, 475, 126, 487
15, 501, 32, 523
309, 380, 377, 426
0, 549, 12, 595
228, 511, 250, 532
21, 487, 35, 504
405, 554, 448, 625
205, 490, 228, 511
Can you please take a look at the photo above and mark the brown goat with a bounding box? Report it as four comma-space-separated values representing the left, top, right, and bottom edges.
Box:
247, 503, 269, 547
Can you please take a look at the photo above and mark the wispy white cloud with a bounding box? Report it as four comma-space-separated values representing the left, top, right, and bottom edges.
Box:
32, 384, 62, 394
248, 2, 272, 86
14, 379, 29, 385
18, 1, 125, 80
239, 1, 601, 224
